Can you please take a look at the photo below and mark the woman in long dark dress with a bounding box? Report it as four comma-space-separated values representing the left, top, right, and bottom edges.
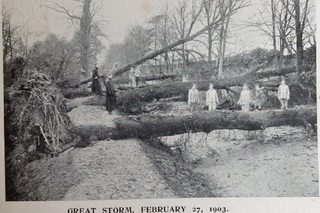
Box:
104, 74, 116, 114
91, 67, 102, 94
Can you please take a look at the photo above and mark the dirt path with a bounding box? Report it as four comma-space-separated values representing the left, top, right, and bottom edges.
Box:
68, 105, 121, 128
62, 139, 175, 200
64, 104, 215, 199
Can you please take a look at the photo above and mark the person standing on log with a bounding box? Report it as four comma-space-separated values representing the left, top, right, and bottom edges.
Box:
134, 66, 141, 87
278, 79, 290, 109
91, 66, 102, 95
254, 84, 265, 110
182, 75, 186, 82
206, 83, 219, 111
129, 67, 135, 87
104, 73, 116, 114
237, 83, 251, 112
188, 84, 199, 112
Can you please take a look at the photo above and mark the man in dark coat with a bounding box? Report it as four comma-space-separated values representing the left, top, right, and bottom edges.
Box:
91, 66, 102, 94
104, 74, 116, 114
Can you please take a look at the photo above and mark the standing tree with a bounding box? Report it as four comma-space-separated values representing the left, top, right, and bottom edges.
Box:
48, 0, 107, 76
27, 34, 80, 84
2, 8, 26, 87
248, 0, 314, 69
276, 0, 294, 66
201, 0, 247, 75
172, 0, 203, 74
148, 2, 175, 73
104, 43, 126, 69
292, 0, 308, 72
122, 25, 152, 64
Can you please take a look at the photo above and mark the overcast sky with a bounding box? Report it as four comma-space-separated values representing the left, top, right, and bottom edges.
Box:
3, 0, 318, 63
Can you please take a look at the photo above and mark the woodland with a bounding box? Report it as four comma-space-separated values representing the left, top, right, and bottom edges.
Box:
3, 0, 317, 200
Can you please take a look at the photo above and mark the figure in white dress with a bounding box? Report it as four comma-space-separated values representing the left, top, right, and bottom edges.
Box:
278, 79, 290, 109
206, 83, 219, 111
188, 84, 199, 112
237, 83, 251, 112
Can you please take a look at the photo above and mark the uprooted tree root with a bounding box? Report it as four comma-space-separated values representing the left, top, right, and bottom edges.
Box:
13, 71, 73, 155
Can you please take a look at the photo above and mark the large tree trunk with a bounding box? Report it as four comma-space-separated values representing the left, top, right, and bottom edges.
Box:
113, 74, 178, 84
256, 66, 308, 78
294, 0, 304, 73
115, 106, 316, 138
114, 63, 273, 105
70, 106, 316, 140
65, 64, 307, 105
80, 0, 92, 75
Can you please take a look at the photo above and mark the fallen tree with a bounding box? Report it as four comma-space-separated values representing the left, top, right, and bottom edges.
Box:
63, 63, 267, 106
9, 71, 73, 155
65, 62, 311, 105
64, 81, 309, 112
115, 106, 316, 138
69, 106, 316, 140
256, 66, 309, 78
74, 13, 231, 86
115, 63, 270, 105
113, 74, 178, 84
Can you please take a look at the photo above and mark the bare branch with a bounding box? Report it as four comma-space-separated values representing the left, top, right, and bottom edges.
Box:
46, 2, 80, 20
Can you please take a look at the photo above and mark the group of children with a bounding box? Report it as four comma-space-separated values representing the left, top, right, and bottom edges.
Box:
188, 79, 290, 112
129, 67, 142, 87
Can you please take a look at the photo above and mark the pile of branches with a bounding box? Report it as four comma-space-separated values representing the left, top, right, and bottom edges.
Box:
13, 71, 72, 154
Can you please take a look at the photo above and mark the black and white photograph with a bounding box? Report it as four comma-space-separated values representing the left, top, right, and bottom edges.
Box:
1, 0, 319, 208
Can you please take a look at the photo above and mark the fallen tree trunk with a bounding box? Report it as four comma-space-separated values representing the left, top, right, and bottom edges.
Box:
76, 74, 178, 87
72, 65, 303, 89
113, 74, 178, 84
114, 106, 316, 138
69, 106, 316, 140
256, 66, 309, 78
69, 125, 121, 141
64, 64, 307, 107
115, 63, 267, 105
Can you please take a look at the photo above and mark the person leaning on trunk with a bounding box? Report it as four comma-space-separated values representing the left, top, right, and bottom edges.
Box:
104, 73, 116, 114
91, 66, 102, 95
188, 84, 199, 112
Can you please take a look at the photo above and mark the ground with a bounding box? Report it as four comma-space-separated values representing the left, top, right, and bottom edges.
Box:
8, 100, 318, 200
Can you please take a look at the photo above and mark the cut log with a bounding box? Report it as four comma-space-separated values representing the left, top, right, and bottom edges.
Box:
114, 106, 316, 138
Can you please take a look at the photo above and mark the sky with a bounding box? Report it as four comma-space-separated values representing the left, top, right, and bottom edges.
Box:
3, 0, 318, 63
3, 0, 162, 44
